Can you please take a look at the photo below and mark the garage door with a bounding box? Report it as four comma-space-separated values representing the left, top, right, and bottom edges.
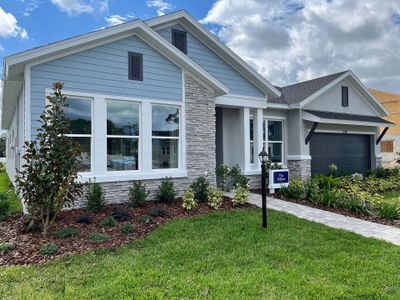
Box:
310, 133, 371, 175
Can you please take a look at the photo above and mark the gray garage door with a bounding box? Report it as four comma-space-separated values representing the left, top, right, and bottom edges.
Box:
310, 133, 372, 175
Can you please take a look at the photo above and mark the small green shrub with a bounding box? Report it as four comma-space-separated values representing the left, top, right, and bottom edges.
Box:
335, 193, 370, 215
53, 227, 79, 238
232, 184, 249, 206
155, 177, 177, 203
318, 188, 339, 207
139, 214, 154, 224
147, 207, 168, 217
215, 164, 249, 191
0, 192, 10, 220
112, 208, 132, 222
128, 181, 149, 208
88, 232, 111, 243
0, 162, 6, 173
377, 202, 399, 220
182, 188, 197, 211
207, 188, 223, 209
39, 243, 58, 255
121, 223, 135, 234
304, 179, 320, 203
278, 179, 305, 199
314, 174, 341, 190
0, 243, 16, 253
86, 180, 106, 213
190, 176, 209, 202
75, 213, 93, 224
100, 216, 117, 227
215, 164, 229, 191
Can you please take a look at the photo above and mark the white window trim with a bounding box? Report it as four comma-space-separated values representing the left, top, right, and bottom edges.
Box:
45, 89, 187, 182
266, 119, 284, 165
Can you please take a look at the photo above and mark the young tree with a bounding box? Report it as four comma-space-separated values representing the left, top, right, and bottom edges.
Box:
16, 82, 84, 236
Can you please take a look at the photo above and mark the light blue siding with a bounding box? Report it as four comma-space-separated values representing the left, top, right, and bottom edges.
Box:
157, 24, 264, 98
31, 35, 182, 137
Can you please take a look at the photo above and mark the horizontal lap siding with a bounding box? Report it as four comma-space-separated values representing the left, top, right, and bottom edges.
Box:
157, 25, 264, 98
31, 35, 182, 137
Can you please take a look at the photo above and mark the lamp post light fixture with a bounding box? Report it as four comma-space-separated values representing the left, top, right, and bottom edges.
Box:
258, 149, 269, 229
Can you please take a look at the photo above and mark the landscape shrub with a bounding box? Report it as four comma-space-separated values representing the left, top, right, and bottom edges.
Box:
100, 216, 117, 227
139, 214, 154, 224
232, 184, 249, 206
75, 213, 93, 224
121, 223, 135, 234
88, 232, 111, 243
278, 179, 305, 199
377, 202, 399, 220
128, 181, 149, 208
0, 162, 5, 173
53, 227, 79, 238
215, 164, 249, 191
318, 188, 339, 207
304, 179, 320, 204
0, 243, 16, 254
39, 243, 58, 255
155, 177, 176, 203
86, 180, 106, 213
182, 189, 196, 211
207, 188, 223, 209
190, 176, 209, 202
314, 174, 341, 190
0, 192, 10, 220
147, 207, 168, 217
335, 192, 370, 215
15, 82, 84, 236
112, 208, 132, 222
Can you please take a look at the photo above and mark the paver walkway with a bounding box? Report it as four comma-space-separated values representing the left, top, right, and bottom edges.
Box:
247, 192, 400, 246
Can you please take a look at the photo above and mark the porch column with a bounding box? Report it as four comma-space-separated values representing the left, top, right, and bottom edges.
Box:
253, 108, 263, 170
240, 107, 251, 172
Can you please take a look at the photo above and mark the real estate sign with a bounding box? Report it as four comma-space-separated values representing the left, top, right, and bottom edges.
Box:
269, 169, 289, 193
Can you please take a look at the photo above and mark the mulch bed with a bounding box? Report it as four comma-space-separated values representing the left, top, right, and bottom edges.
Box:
251, 189, 400, 228
0, 197, 255, 266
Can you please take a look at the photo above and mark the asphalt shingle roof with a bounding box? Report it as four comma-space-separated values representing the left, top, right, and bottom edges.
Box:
270, 71, 348, 104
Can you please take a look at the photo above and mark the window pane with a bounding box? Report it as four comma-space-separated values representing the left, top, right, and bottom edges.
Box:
152, 139, 178, 169
250, 141, 254, 164
65, 98, 91, 134
107, 138, 139, 171
107, 100, 139, 136
152, 105, 179, 137
268, 143, 282, 163
71, 137, 91, 172
250, 119, 254, 141
268, 121, 282, 141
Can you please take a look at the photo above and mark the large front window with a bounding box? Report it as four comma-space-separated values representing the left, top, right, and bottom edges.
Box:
107, 100, 140, 171
152, 105, 180, 169
64, 98, 92, 172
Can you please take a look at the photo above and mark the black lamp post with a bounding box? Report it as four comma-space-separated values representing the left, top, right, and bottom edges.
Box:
258, 149, 269, 228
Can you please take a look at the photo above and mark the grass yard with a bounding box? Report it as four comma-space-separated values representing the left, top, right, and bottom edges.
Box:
0, 172, 21, 214
382, 191, 400, 206
0, 209, 399, 299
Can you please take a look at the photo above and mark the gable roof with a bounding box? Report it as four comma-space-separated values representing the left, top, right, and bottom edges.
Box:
270, 70, 389, 116
146, 10, 281, 98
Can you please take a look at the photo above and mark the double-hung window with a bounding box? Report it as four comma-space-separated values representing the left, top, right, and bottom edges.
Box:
152, 105, 180, 169
64, 98, 92, 172
107, 100, 140, 171
266, 120, 283, 163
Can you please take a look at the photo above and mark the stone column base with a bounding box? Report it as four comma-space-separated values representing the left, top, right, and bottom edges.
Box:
287, 159, 311, 180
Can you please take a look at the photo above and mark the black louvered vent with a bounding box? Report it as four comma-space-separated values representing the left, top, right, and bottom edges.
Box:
128, 52, 143, 81
342, 86, 349, 107
172, 29, 187, 54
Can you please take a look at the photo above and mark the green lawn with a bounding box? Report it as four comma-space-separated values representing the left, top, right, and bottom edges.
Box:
0, 172, 21, 214
0, 209, 399, 299
382, 191, 400, 206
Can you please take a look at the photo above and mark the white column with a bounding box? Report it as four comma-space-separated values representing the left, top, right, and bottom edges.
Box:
253, 108, 263, 170
141, 102, 152, 172
240, 107, 251, 172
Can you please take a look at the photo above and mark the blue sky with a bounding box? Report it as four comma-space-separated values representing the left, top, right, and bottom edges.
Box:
1, 0, 399, 92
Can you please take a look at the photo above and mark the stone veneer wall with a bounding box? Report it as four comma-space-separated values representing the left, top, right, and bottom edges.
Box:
287, 159, 311, 180
77, 75, 216, 207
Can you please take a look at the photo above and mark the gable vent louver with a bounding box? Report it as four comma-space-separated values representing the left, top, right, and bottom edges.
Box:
172, 29, 187, 54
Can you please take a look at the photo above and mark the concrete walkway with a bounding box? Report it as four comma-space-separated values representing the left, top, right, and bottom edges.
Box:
247, 192, 400, 246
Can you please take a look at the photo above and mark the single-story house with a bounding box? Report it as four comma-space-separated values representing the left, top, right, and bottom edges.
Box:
1, 10, 394, 204
369, 89, 400, 165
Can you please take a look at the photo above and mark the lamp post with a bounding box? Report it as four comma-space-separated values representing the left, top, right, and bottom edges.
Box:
258, 149, 269, 228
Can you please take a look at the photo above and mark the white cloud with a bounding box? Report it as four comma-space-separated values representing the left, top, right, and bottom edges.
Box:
146, 0, 174, 16
104, 13, 135, 26
0, 6, 28, 39
0, 44, 4, 52
202, 0, 400, 92
51, 0, 109, 16
19, 0, 41, 17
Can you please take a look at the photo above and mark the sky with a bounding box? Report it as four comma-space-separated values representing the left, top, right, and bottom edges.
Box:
0, 0, 400, 96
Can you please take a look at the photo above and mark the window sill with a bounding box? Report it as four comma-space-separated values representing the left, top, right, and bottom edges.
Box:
78, 170, 188, 183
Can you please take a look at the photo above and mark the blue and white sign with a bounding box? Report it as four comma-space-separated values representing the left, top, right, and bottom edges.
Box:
269, 169, 289, 193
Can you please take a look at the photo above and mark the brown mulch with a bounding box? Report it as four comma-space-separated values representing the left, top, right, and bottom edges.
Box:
251, 189, 400, 228
0, 197, 255, 266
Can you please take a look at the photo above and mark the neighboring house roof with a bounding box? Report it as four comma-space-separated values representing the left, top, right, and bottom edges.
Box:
369, 89, 400, 134
146, 10, 281, 98
270, 70, 389, 116
304, 110, 394, 127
